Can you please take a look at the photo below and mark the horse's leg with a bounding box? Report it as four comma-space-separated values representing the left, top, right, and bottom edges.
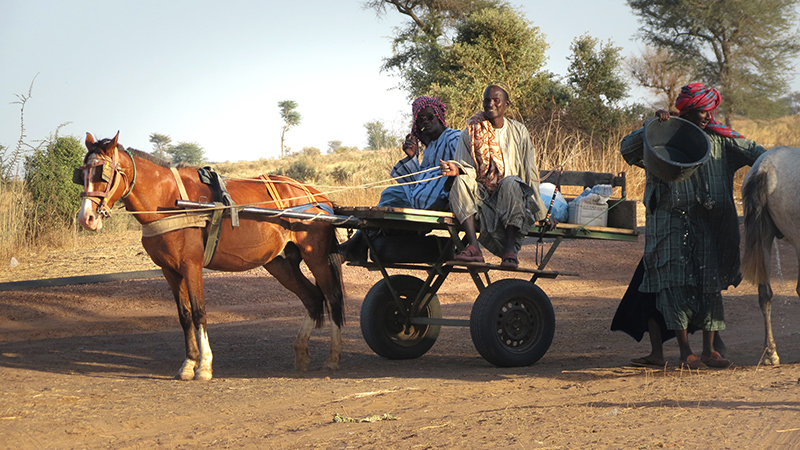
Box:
298, 235, 344, 371
162, 268, 201, 380
759, 282, 779, 365
264, 248, 324, 372
186, 263, 212, 380
163, 261, 212, 380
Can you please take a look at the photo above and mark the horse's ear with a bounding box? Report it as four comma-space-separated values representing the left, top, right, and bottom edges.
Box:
110, 131, 120, 149
85, 132, 95, 146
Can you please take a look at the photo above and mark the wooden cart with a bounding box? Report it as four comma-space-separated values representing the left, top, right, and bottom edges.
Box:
333, 170, 639, 367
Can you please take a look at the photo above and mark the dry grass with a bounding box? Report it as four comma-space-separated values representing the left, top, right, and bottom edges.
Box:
732, 115, 800, 149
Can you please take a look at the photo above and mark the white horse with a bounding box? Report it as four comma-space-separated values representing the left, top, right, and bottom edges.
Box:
741, 146, 800, 365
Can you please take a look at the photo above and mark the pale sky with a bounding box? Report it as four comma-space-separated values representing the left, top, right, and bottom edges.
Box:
2, 1, 798, 163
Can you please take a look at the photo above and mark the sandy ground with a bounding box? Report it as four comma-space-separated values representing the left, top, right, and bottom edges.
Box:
2, 228, 800, 449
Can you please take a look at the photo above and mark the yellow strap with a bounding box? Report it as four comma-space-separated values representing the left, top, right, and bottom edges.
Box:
141, 213, 210, 237
171, 167, 189, 200
271, 175, 318, 206
259, 175, 286, 209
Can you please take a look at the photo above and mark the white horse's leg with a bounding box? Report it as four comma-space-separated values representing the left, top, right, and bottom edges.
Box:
294, 314, 315, 372
194, 324, 214, 380
759, 283, 780, 365
323, 321, 342, 371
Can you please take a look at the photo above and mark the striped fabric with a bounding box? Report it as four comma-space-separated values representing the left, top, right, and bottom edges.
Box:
382, 127, 461, 210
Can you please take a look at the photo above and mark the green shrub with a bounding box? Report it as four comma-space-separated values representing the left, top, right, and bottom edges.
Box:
24, 135, 85, 237
275, 158, 318, 182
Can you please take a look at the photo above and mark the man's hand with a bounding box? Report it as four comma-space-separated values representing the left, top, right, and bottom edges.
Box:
440, 159, 459, 177
402, 134, 419, 158
540, 217, 558, 231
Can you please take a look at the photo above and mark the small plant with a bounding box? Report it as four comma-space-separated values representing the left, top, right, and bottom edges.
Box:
276, 158, 318, 183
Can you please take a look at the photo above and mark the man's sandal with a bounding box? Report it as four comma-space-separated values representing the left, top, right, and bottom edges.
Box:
454, 244, 485, 263
500, 250, 519, 269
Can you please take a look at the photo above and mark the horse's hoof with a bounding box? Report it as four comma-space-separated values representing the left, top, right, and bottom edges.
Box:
323, 361, 340, 371
177, 365, 195, 381
764, 354, 781, 366
194, 369, 213, 381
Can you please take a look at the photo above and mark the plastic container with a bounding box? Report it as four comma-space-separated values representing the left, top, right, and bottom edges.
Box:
569, 201, 608, 227
643, 116, 711, 182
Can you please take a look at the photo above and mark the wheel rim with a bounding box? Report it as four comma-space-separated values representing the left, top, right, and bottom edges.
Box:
495, 297, 543, 353
383, 292, 431, 348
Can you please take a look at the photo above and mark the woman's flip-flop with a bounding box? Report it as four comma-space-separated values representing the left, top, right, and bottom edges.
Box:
630, 357, 667, 368
680, 354, 707, 370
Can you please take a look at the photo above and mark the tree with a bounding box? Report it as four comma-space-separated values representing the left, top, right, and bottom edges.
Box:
368, 1, 558, 124
149, 132, 172, 161
565, 34, 632, 136
626, 46, 692, 112
327, 140, 342, 154
24, 135, 84, 234
364, 120, 401, 149
278, 100, 301, 158
627, 0, 800, 121
168, 142, 205, 166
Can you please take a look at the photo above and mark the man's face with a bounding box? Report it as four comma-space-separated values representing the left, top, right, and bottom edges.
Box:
683, 109, 712, 129
416, 106, 444, 137
482, 86, 509, 121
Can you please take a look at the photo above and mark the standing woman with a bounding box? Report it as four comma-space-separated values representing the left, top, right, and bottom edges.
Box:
617, 83, 766, 369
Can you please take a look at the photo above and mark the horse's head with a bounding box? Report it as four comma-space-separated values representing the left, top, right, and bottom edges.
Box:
76, 132, 133, 231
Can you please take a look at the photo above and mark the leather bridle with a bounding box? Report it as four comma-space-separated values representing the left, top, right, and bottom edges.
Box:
74, 146, 137, 217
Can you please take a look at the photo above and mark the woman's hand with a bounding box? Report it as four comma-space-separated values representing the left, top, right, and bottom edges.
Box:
655, 109, 671, 122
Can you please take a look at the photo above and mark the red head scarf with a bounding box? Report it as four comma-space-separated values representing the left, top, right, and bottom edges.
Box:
675, 83, 743, 138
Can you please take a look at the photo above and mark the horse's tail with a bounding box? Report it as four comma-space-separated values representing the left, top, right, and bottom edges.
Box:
741, 167, 776, 285
327, 234, 346, 328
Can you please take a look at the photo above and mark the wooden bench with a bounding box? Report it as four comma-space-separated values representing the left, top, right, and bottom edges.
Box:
539, 169, 637, 230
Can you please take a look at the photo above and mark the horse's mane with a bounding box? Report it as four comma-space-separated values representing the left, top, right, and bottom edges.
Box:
126, 147, 172, 168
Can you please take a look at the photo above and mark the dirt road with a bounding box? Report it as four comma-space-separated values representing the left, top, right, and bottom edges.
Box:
2, 231, 800, 449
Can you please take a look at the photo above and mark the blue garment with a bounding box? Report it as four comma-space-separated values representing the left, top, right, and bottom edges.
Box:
379, 127, 460, 210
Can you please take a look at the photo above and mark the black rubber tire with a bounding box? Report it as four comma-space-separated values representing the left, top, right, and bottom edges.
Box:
360, 275, 442, 360
470, 279, 555, 367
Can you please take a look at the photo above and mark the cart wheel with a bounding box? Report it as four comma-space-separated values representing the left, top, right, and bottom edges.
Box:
360, 275, 442, 360
470, 279, 555, 367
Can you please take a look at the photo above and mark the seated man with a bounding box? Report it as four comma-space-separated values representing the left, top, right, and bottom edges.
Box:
440, 82, 556, 269
339, 96, 460, 260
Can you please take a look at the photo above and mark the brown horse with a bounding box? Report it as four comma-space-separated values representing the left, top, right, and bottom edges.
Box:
76, 132, 344, 380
